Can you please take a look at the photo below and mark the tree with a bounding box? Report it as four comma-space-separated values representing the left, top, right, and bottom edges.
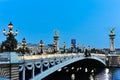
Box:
1, 34, 17, 52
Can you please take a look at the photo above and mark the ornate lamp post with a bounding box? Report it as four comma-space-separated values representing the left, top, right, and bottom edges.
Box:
2, 22, 18, 52
39, 40, 44, 54
3, 22, 18, 36
87, 45, 91, 56
82, 44, 85, 53
53, 41, 57, 53
63, 42, 66, 53
22, 38, 26, 54
71, 44, 73, 53
1, 22, 19, 80
76, 44, 80, 53
88, 45, 91, 52
21, 38, 27, 80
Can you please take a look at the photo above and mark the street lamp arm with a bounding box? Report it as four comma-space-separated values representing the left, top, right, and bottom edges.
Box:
3, 29, 8, 36
14, 30, 18, 36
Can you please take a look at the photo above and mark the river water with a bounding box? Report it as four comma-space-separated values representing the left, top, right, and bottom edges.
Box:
70, 68, 120, 80
43, 68, 120, 80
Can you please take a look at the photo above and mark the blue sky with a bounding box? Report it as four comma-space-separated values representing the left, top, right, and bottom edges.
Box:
0, 0, 120, 48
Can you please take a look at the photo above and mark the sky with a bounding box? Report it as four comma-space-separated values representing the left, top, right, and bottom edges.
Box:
0, 0, 120, 48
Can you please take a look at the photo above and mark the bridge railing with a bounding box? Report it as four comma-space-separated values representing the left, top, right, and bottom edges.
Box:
18, 53, 85, 60
0, 53, 10, 64
0, 52, 106, 63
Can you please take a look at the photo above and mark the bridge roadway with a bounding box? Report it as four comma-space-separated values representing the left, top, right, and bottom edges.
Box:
17, 53, 106, 80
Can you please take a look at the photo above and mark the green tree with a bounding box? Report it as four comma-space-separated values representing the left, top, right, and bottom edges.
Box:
1, 34, 17, 52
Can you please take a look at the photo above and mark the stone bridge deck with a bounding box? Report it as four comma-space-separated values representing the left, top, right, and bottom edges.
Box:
18, 53, 105, 61
17, 53, 106, 80
0, 53, 120, 80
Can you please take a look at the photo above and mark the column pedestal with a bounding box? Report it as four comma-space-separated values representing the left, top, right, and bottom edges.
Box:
0, 52, 19, 80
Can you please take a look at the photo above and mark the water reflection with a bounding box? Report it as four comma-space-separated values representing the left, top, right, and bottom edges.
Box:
71, 74, 75, 80
70, 68, 112, 80
70, 67, 102, 80
43, 68, 120, 80
94, 68, 112, 80
89, 75, 94, 80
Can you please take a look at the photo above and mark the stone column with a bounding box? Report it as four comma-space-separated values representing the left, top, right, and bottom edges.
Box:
109, 28, 115, 53
53, 30, 60, 52
32, 65, 35, 79
23, 66, 25, 80
0, 52, 19, 80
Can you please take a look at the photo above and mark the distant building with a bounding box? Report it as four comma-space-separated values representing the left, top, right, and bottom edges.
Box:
102, 48, 120, 54
71, 39, 76, 48
17, 43, 58, 54
115, 48, 120, 54
17, 43, 39, 55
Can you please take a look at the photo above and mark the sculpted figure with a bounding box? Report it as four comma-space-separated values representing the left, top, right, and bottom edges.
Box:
54, 30, 58, 36
110, 28, 114, 34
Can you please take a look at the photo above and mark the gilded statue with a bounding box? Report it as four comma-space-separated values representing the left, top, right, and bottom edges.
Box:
54, 30, 58, 36
110, 28, 114, 35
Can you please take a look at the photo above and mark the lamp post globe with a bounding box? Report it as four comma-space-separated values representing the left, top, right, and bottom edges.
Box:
22, 38, 26, 47
8, 22, 13, 29
15, 30, 18, 35
3, 29, 6, 35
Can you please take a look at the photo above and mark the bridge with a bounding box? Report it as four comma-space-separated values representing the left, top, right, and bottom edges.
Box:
28, 53, 106, 80
0, 22, 118, 80
0, 52, 114, 80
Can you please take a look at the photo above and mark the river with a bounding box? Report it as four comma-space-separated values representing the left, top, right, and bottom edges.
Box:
70, 68, 120, 80
43, 68, 120, 80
